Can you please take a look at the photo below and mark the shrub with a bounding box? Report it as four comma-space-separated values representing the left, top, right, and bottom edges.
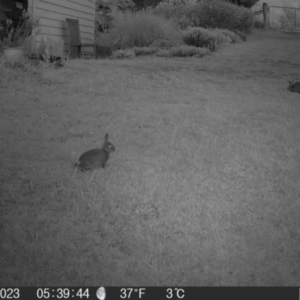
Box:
155, 49, 170, 57
131, 46, 159, 56
153, 1, 195, 29
253, 20, 264, 29
169, 45, 209, 57
234, 29, 247, 41
106, 10, 181, 49
0, 11, 39, 48
150, 38, 180, 49
155, 44, 209, 57
209, 28, 238, 43
181, 27, 228, 51
111, 48, 136, 58
96, 45, 112, 58
192, 0, 254, 33
153, 0, 253, 33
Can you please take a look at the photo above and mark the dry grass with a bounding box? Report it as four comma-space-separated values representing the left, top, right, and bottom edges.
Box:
1, 29, 300, 286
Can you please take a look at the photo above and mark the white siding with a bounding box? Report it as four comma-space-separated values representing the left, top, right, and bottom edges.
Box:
27, 0, 95, 57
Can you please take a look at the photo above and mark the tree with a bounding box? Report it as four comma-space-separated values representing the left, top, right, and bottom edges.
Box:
228, 0, 259, 8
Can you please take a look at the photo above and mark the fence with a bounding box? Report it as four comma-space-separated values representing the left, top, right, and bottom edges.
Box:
269, 6, 300, 31
252, 2, 300, 31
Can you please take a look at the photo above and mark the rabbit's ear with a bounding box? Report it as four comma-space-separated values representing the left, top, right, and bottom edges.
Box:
104, 133, 109, 141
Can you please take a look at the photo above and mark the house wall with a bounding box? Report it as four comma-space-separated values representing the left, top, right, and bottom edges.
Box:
27, 0, 95, 57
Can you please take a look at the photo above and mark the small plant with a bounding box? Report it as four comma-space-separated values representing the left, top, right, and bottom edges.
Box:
153, 0, 195, 29
0, 11, 39, 48
212, 28, 238, 43
150, 39, 180, 49
155, 44, 209, 57
191, 0, 254, 33
155, 49, 170, 57
131, 46, 159, 56
169, 45, 209, 57
182, 27, 227, 51
112, 48, 136, 58
234, 30, 247, 41
96, 45, 113, 58
253, 20, 264, 29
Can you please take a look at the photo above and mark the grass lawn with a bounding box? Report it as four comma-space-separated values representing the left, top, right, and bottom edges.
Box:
0, 29, 300, 286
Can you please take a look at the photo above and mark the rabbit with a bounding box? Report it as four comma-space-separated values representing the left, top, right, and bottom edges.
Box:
287, 81, 300, 93
75, 133, 115, 171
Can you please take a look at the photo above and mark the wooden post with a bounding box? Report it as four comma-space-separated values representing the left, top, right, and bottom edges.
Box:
263, 3, 269, 29
294, 8, 297, 31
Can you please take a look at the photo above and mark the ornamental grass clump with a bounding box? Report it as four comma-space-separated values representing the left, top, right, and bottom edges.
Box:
182, 27, 228, 52
106, 10, 181, 49
0, 11, 39, 48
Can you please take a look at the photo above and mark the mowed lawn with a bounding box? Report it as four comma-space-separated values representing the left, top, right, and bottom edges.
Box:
1, 29, 300, 286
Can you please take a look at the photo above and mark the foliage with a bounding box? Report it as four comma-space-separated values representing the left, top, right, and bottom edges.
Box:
0, 11, 39, 48
96, 0, 136, 12
106, 10, 181, 49
181, 27, 229, 51
96, 45, 113, 58
211, 28, 238, 43
95, 0, 136, 34
155, 49, 170, 57
131, 46, 159, 55
192, 0, 254, 33
112, 48, 136, 58
23, 36, 64, 58
95, 9, 114, 33
226, 0, 259, 8
153, 0, 253, 33
253, 20, 264, 29
234, 29, 246, 41
155, 44, 209, 57
150, 38, 181, 49
156, 0, 188, 5
169, 44, 210, 57
153, 1, 196, 29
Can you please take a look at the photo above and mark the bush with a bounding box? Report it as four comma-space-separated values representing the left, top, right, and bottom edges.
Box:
106, 10, 181, 49
131, 46, 159, 56
150, 38, 180, 49
181, 27, 228, 51
155, 49, 170, 57
192, 0, 253, 33
169, 45, 209, 57
111, 48, 136, 58
96, 45, 112, 58
153, 0, 253, 33
253, 20, 264, 29
153, 1, 195, 29
212, 28, 238, 43
155, 44, 209, 57
234, 29, 247, 41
